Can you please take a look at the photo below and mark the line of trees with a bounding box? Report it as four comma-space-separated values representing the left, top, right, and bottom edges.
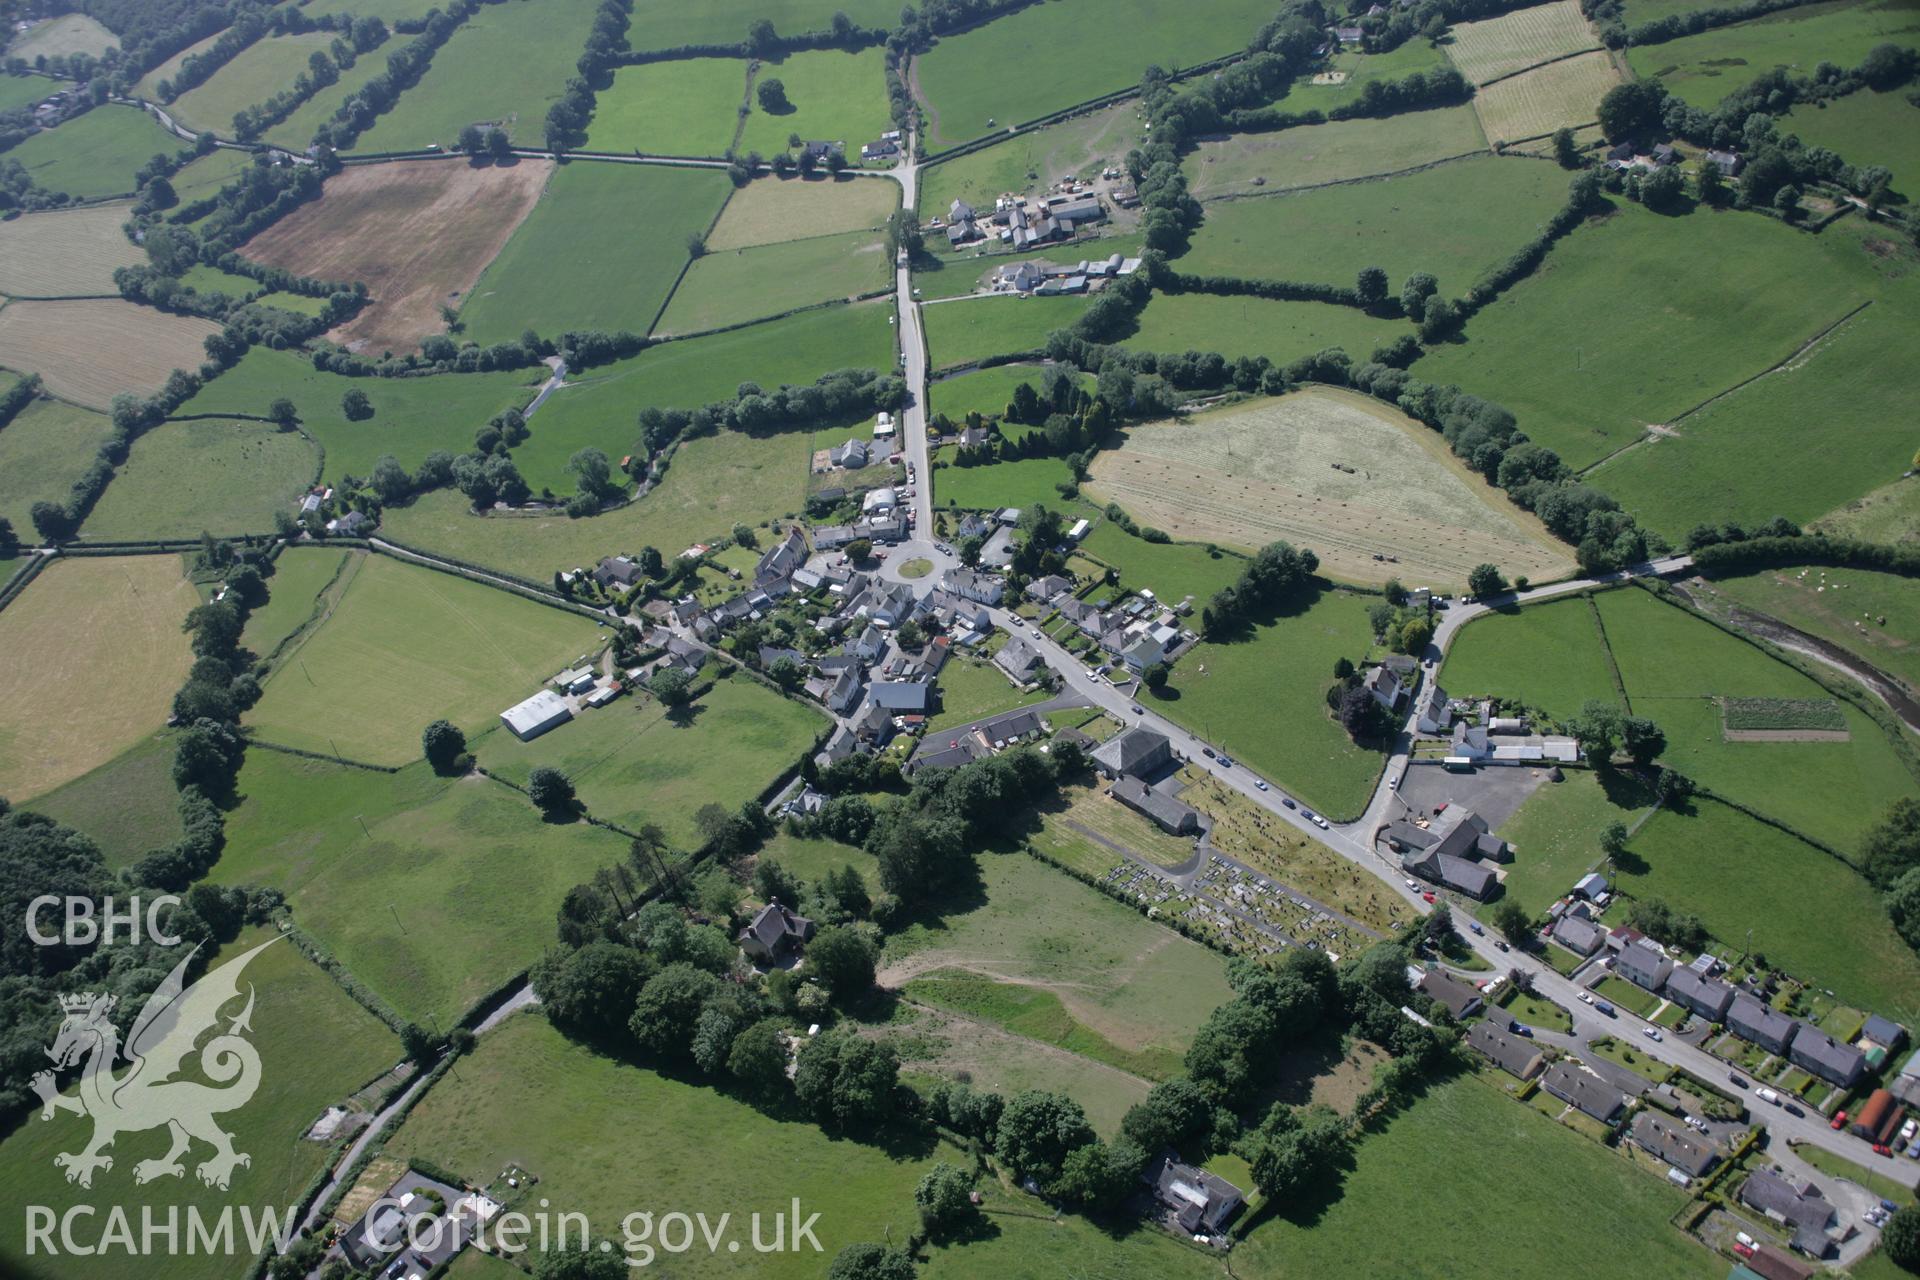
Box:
310, 0, 481, 152
545, 0, 632, 152
231, 17, 389, 141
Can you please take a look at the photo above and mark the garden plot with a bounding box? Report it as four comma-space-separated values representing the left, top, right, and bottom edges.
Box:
241, 158, 552, 355
0, 299, 220, 410
1472, 50, 1622, 144
0, 203, 144, 297
1084, 390, 1572, 588
1445, 0, 1603, 83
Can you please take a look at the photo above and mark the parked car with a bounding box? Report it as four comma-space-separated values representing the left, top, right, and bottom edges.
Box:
1389, 774, 1400, 790
1468, 921, 1484, 936
1310, 814, 1329, 829
1642, 1027, 1663, 1042
1785, 1103, 1805, 1117
1255, 780, 1269, 791
1283, 798, 1297, 809
1728, 1072, 1749, 1089
1421, 892, 1437, 904
1883, 1200, 1902, 1216
1874, 1144, 1894, 1157
1579, 992, 1594, 1005
1494, 940, 1509, 952
1202, 746, 1216, 758
1130, 704, 1144, 715
1217, 755, 1234, 768
1594, 1000, 1616, 1017
1832, 1111, 1849, 1131
1907, 1142, 1920, 1160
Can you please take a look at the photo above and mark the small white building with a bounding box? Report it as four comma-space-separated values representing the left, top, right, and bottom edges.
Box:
500, 689, 573, 741
873, 412, 896, 438
1067, 518, 1090, 541
862, 487, 899, 513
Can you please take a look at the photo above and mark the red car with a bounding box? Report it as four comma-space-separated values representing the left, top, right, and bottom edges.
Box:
1422, 892, 1437, 904
1874, 1143, 1894, 1157
1831, 1110, 1848, 1130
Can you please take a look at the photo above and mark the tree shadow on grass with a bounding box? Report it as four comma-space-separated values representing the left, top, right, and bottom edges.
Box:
889, 856, 991, 938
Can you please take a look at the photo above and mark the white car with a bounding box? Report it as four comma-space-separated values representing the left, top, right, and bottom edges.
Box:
1642, 1027, 1663, 1042
1031, 629, 1042, 639
1255, 780, 1269, 791
1405, 878, 1419, 890
1579, 992, 1594, 1004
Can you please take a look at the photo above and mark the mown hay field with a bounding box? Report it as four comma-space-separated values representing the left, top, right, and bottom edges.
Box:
459, 159, 732, 343
1472, 49, 1622, 144
583, 58, 748, 157
244, 550, 603, 765
0, 555, 197, 801
0, 203, 144, 297
243, 157, 552, 355
165, 31, 337, 135
1183, 105, 1488, 198
625, 0, 897, 48
174, 347, 542, 480
1178, 154, 1568, 291
213, 755, 634, 1026
80, 418, 320, 540
8, 13, 117, 60
1624, 0, 1920, 109
474, 674, 825, 846
735, 46, 894, 157
654, 227, 890, 335
1086, 390, 1573, 587
1122, 291, 1412, 365
0, 395, 114, 536
1416, 203, 1910, 471
0, 927, 401, 1280
355, 0, 603, 148
707, 173, 897, 250
0, 299, 220, 409
913, 0, 1277, 149
918, 100, 1140, 216
1445, 0, 1601, 83
6, 104, 181, 199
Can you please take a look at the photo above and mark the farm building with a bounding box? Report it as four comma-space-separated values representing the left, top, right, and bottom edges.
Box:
499, 689, 573, 741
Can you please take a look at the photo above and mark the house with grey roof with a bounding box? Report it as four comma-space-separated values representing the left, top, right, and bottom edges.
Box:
1727, 991, 1798, 1055
1737, 1170, 1835, 1258
1415, 684, 1453, 734
813, 724, 856, 769
1400, 845, 1496, 900
942, 567, 1005, 605
1467, 1021, 1544, 1079
738, 900, 814, 963
1551, 915, 1605, 957
1664, 966, 1734, 1021
1541, 1064, 1626, 1124
1415, 968, 1484, 1019
1143, 1149, 1243, 1239
1364, 663, 1404, 712
1627, 1111, 1720, 1178
825, 666, 865, 714
1787, 1029, 1866, 1088
827, 438, 869, 469
1865, 1015, 1908, 1052
995, 636, 1046, 684
1092, 726, 1173, 780
1110, 776, 1201, 836
755, 527, 807, 585
870, 679, 931, 713
1617, 938, 1674, 992
1025, 574, 1073, 603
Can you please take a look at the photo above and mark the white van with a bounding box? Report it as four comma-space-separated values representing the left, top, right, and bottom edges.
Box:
1755, 1087, 1782, 1105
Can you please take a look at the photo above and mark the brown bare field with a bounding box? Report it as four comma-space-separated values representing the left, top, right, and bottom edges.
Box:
0, 555, 197, 801
0, 299, 220, 409
0, 203, 145, 297
1084, 389, 1573, 589
1472, 50, 1621, 145
241, 158, 553, 354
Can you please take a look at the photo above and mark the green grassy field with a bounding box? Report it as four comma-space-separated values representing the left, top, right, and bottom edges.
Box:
935, 455, 1075, 510
244, 545, 353, 661
1160, 585, 1387, 818
25, 729, 182, 871
0, 202, 145, 297
1814, 474, 1920, 543
1595, 586, 1918, 852
1179, 156, 1569, 292
393, 423, 818, 575
1125, 291, 1412, 363
1293, 38, 1458, 112
914, 0, 1276, 149
707, 173, 897, 249
758, 828, 880, 883
214, 756, 631, 1025
9, 13, 117, 60
0, 396, 114, 538
1494, 768, 1654, 910
737, 47, 892, 157
1184, 106, 1489, 198
1418, 203, 1910, 470
0, 72, 52, 113
165, 31, 336, 135
922, 1182, 1214, 1279
1621, 799, 1920, 1020
0, 927, 401, 1280
655, 228, 890, 335
582, 58, 747, 156
885, 851, 1231, 1061
1780, 88, 1920, 195
177, 262, 260, 298
922, 294, 1089, 368
1592, 275, 1920, 537
929, 363, 1089, 421
624, 0, 898, 47
906, 969, 1179, 1078
1625, 0, 1920, 109
260, 44, 392, 152
7, 105, 181, 199
386, 1012, 962, 1278
1442, 594, 1623, 717
245, 551, 603, 765
303, 0, 444, 19
474, 674, 823, 846
924, 654, 1051, 733
918, 100, 1141, 216
166, 146, 254, 203
80, 418, 319, 540
173, 348, 542, 481
1078, 519, 1251, 602
1705, 564, 1920, 694
460, 160, 732, 343
355, 0, 603, 148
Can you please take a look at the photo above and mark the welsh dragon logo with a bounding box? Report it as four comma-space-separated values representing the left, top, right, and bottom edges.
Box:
30, 937, 277, 1191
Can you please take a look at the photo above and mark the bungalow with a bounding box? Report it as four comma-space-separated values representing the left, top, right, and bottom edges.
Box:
1627, 1111, 1720, 1178
995, 636, 1047, 683
1787, 1029, 1866, 1089
1617, 938, 1674, 992
1415, 684, 1454, 734
758, 645, 805, 671
801, 140, 843, 164
1364, 664, 1405, 712
1550, 915, 1605, 957
325, 509, 371, 536
1540, 1063, 1626, 1124
1450, 724, 1492, 760
1727, 991, 1798, 1056
1737, 1170, 1835, 1258
828, 438, 870, 470
860, 137, 898, 162
1092, 726, 1174, 780
942, 567, 1005, 605
595, 554, 644, 590
500, 689, 572, 741
1111, 775, 1201, 836
1663, 966, 1734, 1022
1415, 968, 1484, 1019
1025, 574, 1073, 603
1059, 597, 1105, 636
1574, 872, 1609, 900
1467, 1021, 1545, 1079
738, 900, 815, 962
1143, 1149, 1244, 1239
